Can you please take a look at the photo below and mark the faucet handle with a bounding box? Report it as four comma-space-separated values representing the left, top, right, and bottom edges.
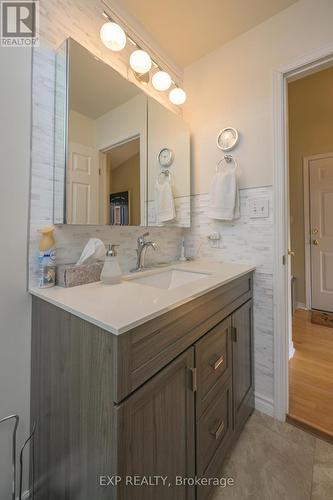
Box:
137, 232, 149, 245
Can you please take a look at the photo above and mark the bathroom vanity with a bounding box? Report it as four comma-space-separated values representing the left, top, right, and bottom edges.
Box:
30, 262, 254, 500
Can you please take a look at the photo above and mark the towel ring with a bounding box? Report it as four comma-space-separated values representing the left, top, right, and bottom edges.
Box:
158, 170, 172, 183
216, 155, 238, 172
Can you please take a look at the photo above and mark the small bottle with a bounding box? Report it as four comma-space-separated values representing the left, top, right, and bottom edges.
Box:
101, 244, 122, 285
38, 226, 56, 288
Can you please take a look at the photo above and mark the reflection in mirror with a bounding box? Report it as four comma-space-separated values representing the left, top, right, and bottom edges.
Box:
106, 137, 140, 225
55, 38, 147, 226
54, 38, 191, 227
147, 97, 190, 227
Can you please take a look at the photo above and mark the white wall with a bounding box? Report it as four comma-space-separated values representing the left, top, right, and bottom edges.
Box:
147, 97, 190, 200
183, 0, 333, 413
95, 93, 147, 152
68, 109, 96, 147
0, 47, 32, 498
184, 0, 333, 194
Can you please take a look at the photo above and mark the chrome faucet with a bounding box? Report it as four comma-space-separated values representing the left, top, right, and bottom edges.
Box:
131, 232, 158, 272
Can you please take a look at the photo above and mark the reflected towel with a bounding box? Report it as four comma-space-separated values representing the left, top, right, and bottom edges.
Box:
208, 166, 240, 220
155, 180, 176, 223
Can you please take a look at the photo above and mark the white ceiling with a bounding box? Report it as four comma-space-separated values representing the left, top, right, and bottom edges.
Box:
69, 39, 140, 119
119, 0, 299, 67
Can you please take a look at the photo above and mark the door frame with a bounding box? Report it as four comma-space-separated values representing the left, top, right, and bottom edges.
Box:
273, 46, 333, 421
100, 134, 147, 226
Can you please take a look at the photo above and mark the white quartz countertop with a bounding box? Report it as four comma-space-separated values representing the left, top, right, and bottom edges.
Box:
29, 261, 255, 335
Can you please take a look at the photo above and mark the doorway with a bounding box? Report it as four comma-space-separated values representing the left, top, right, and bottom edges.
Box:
287, 67, 333, 437
99, 136, 142, 225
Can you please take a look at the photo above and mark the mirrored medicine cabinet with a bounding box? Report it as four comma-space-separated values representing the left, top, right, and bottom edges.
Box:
54, 38, 190, 228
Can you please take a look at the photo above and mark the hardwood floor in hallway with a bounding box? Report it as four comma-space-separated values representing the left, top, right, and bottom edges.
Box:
289, 309, 333, 437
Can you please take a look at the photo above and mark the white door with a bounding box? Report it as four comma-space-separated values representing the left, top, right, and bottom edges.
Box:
310, 154, 333, 312
67, 142, 99, 224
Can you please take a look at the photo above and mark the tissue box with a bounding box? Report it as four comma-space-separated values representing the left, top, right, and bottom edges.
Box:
57, 262, 104, 288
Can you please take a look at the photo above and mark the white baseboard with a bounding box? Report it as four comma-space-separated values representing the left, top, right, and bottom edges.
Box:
289, 343, 296, 359
255, 392, 274, 417
296, 302, 308, 310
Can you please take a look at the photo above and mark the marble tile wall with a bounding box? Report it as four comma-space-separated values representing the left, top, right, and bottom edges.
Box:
147, 195, 191, 227
184, 187, 274, 405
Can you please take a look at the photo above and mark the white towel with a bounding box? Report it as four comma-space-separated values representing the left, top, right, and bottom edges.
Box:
208, 165, 240, 220
155, 178, 176, 223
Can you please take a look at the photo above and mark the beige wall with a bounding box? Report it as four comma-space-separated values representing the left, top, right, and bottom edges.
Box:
69, 109, 96, 147
147, 97, 190, 200
110, 153, 141, 225
183, 0, 333, 194
288, 66, 333, 305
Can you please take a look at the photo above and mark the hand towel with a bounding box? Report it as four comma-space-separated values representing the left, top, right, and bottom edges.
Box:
208, 165, 240, 220
155, 178, 176, 223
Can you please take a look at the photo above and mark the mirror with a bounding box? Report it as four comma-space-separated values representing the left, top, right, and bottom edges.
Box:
54, 38, 190, 227
147, 97, 190, 226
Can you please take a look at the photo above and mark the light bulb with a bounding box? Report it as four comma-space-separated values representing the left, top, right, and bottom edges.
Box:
100, 22, 126, 51
152, 71, 172, 91
129, 50, 152, 74
169, 87, 187, 105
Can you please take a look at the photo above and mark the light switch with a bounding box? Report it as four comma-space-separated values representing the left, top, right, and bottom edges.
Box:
248, 197, 269, 218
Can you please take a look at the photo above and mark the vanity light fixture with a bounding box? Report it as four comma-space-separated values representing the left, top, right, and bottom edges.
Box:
169, 87, 187, 105
129, 49, 152, 75
152, 70, 172, 91
100, 22, 127, 51
101, 11, 187, 105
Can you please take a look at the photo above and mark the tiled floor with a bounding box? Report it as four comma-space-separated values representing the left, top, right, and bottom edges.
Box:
212, 411, 333, 500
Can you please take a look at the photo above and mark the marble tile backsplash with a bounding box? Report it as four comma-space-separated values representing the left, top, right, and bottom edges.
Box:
184, 187, 274, 404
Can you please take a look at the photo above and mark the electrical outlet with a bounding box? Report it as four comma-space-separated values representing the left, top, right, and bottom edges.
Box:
208, 232, 221, 248
248, 198, 269, 218
208, 231, 221, 241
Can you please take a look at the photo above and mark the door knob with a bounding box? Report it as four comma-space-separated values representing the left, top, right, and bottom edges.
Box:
313, 239, 319, 246
288, 249, 295, 257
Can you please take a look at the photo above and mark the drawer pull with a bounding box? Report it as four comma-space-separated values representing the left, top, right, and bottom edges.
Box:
190, 368, 197, 392
211, 355, 224, 370
210, 420, 225, 440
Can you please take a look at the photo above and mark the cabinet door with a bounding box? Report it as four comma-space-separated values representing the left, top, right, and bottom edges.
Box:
232, 300, 254, 432
116, 348, 195, 500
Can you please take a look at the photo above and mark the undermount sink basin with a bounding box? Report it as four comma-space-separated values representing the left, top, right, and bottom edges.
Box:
130, 269, 210, 290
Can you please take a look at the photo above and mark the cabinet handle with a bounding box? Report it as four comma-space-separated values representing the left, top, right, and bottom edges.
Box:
211, 355, 224, 370
232, 326, 237, 342
190, 368, 197, 392
210, 420, 225, 440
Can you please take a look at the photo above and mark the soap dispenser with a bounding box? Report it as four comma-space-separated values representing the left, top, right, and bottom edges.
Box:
101, 244, 122, 285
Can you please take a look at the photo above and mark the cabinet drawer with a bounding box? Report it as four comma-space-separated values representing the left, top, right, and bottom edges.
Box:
114, 274, 252, 402
196, 378, 233, 476
196, 317, 232, 417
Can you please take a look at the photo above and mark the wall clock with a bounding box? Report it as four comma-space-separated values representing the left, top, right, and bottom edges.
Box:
216, 127, 239, 151
158, 148, 174, 167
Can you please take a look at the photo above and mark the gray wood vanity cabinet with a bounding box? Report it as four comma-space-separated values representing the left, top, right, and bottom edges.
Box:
30, 272, 254, 500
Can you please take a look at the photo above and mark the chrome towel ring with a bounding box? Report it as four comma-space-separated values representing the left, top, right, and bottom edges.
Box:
216, 155, 238, 172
